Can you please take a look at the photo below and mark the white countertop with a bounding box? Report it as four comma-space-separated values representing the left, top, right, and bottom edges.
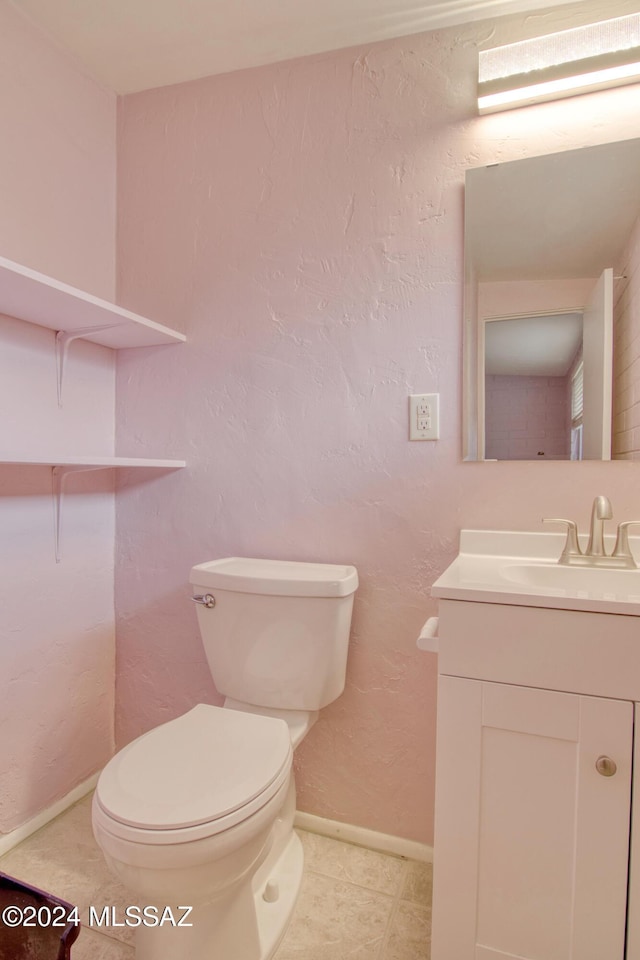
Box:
431, 530, 640, 616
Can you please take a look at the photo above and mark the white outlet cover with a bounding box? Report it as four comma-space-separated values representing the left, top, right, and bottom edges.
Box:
409, 393, 439, 440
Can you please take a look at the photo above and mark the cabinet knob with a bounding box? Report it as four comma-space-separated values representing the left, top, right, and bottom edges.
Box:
595, 755, 617, 777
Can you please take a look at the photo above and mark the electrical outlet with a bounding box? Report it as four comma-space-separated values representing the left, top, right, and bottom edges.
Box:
409, 394, 439, 440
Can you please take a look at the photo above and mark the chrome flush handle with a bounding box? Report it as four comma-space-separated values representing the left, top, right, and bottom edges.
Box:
191, 593, 216, 608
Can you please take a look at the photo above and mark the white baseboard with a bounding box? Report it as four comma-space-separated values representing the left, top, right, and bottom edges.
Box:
294, 811, 433, 863
0, 773, 99, 858
0, 777, 433, 866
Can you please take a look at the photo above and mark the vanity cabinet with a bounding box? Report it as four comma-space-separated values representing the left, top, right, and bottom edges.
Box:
430, 598, 640, 960
433, 675, 632, 959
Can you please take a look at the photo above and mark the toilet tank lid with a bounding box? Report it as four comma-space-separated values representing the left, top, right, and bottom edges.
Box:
190, 557, 358, 597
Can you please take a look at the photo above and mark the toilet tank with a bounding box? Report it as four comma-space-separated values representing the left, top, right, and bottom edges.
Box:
190, 558, 358, 711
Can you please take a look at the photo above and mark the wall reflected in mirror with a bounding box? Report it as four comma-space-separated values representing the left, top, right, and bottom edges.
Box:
463, 139, 640, 462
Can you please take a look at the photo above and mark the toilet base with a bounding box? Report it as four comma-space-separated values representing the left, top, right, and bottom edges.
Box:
252, 830, 304, 959
132, 830, 303, 960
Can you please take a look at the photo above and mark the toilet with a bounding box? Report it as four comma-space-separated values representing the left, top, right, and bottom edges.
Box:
92, 557, 358, 960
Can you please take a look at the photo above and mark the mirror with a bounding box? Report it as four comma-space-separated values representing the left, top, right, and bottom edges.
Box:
463, 138, 640, 461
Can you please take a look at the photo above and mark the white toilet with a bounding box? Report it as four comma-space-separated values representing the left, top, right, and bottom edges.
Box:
92, 557, 358, 960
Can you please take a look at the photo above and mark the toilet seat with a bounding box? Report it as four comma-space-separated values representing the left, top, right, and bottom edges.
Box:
94, 704, 292, 844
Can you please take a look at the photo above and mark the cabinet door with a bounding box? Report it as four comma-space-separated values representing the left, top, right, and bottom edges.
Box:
431, 677, 632, 960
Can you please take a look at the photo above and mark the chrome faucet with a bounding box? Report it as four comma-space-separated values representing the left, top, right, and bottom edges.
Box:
585, 494, 613, 558
543, 496, 640, 569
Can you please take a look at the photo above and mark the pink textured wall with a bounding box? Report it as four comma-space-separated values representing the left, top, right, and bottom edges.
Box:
613, 215, 640, 459
485, 375, 570, 461
0, 1, 117, 833
0, 1, 115, 297
115, 3, 640, 845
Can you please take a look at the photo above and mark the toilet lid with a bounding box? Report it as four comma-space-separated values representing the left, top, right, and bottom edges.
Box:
96, 705, 292, 832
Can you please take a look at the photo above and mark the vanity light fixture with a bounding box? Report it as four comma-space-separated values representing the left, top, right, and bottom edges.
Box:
478, 13, 640, 113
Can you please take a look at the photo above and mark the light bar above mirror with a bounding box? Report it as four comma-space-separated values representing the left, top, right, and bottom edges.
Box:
479, 14, 640, 113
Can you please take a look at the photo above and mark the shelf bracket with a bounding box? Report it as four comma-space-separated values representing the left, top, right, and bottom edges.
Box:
55, 325, 124, 406
52, 464, 108, 562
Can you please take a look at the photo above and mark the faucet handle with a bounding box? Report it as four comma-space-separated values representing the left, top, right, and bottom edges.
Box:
543, 518, 582, 563
611, 521, 640, 567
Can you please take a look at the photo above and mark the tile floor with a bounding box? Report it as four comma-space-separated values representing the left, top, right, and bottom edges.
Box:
0, 796, 432, 959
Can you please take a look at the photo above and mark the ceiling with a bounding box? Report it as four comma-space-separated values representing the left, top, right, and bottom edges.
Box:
11, 0, 586, 94
485, 313, 583, 376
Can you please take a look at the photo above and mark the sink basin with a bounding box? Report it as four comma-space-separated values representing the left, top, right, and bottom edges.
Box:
503, 562, 640, 598
432, 529, 640, 615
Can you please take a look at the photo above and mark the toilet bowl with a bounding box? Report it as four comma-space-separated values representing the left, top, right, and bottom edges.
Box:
93, 705, 300, 960
92, 557, 358, 960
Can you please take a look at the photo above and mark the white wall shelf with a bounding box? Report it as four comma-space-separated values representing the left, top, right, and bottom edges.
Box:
0, 457, 186, 562
0, 255, 185, 349
0, 456, 186, 468
0, 254, 186, 560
